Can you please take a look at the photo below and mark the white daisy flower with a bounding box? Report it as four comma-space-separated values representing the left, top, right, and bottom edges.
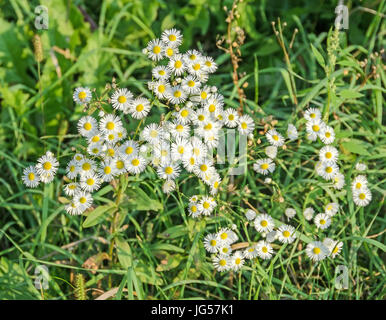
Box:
174, 107, 193, 125
64, 182, 79, 197
314, 213, 331, 230
353, 188, 372, 207
223, 108, 239, 128
303, 207, 314, 221
87, 142, 104, 157
157, 162, 181, 180
245, 209, 257, 221
80, 173, 102, 193
254, 214, 275, 233
244, 245, 259, 259
306, 241, 329, 262
265, 146, 278, 159
146, 38, 164, 61
22, 165, 40, 188
162, 180, 176, 194
186, 58, 206, 77
78, 158, 97, 177
129, 97, 151, 119
355, 162, 367, 171
152, 66, 170, 81
285, 208, 297, 220
73, 87, 92, 105
277, 224, 296, 244
73, 153, 84, 163
253, 158, 276, 175
332, 172, 345, 190
317, 161, 339, 180
152, 80, 170, 100
323, 238, 343, 258
77, 116, 98, 137
194, 158, 215, 180
166, 86, 187, 105
111, 88, 133, 112
203, 233, 220, 253
126, 156, 147, 175
351, 175, 368, 192
213, 255, 231, 272
325, 202, 339, 216
181, 75, 201, 95
188, 202, 201, 218
119, 140, 139, 159
218, 245, 232, 256
209, 174, 221, 196
66, 159, 79, 179
36, 152, 59, 183
73, 191, 93, 211
287, 124, 298, 140
304, 107, 321, 121
306, 118, 325, 138
191, 108, 210, 126
111, 157, 127, 175
230, 251, 245, 271
266, 129, 285, 147
319, 125, 335, 144
87, 132, 104, 145
168, 54, 186, 76
99, 114, 122, 135
191, 85, 211, 104
98, 160, 117, 182
204, 97, 223, 116
319, 146, 339, 163
217, 228, 238, 246
169, 120, 190, 139
163, 44, 179, 58
198, 196, 215, 216
103, 144, 118, 159
256, 240, 274, 260
203, 56, 217, 73
65, 201, 84, 216
183, 49, 202, 64
141, 123, 163, 144
171, 138, 191, 161
161, 28, 183, 47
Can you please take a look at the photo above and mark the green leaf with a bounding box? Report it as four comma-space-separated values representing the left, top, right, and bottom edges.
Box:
157, 225, 188, 239
125, 187, 163, 211
339, 89, 364, 99
311, 44, 326, 69
341, 139, 371, 156
116, 237, 132, 269
82, 203, 116, 228
156, 254, 184, 272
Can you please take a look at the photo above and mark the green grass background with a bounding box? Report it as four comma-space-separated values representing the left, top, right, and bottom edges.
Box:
0, 0, 385, 299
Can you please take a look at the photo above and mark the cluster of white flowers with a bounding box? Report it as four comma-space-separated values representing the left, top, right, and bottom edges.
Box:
22, 151, 59, 187
351, 174, 372, 206
187, 195, 217, 218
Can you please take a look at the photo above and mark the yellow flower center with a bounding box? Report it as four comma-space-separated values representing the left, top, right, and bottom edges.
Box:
79, 197, 87, 204
219, 259, 226, 267
104, 166, 111, 174
235, 258, 241, 265
200, 164, 208, 172
83, 122, 92, 131
356, 182, 361, 189
131, 159, 139, 166
174, 90, 182, 98
310, 113, 316, 119
116, 161, 125, 169
78, 91, 86, 100
313, 247, 321, 254
193, 63, 200, 71
70, 165, 75, 172
261, 163, 269, 170
205, 61, 212, 67
158, 85, 165, 93
107, 148, 115, 157
325, 167, 333, 173
261, 220, 268, 227
187, 80, 195, 87
220, 233, 228, 240
43, 162, 52, 170
320, 219, 326, 225
82, 163, 91, 171
91, 135, 100, 142
118, 95, 126, 103
159, 70, 165, 76
165, 166, 173, 175
136, 104, 144, 112
176, 124, 184, 132
166, 48, 174, 56
228, 114, 234, 121
359, 193, 366, 200
191, 205, 197, 212
262, 247, 268, 253
86, 178, 94, 186
69, 184, 76, 190
201, 91, 207, 99
168, 34, 176, 41
283, 230, 290, 238
174, 60, 182, 68
273, 135, 279, 141
189, 157, 195, 165
312, 125, 320, 132
126, 147, 133, 155
198, 115, 205, 121
150, 130, 158, 138
181, 109, 189, 118
208, 104, 215, 113
153, 46, 161, 54
325, 152, 332, 159
203, 201, 210, 209
210, 239, 216, 246
213, 181, 219, 189
241, 122, 247, 129
178, 146, 184, 154
325, 132, 331, 138
204, 123, 212, 130
28, 172, 35, 180
190, 54, 196, 60
106, 122, 115, 130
